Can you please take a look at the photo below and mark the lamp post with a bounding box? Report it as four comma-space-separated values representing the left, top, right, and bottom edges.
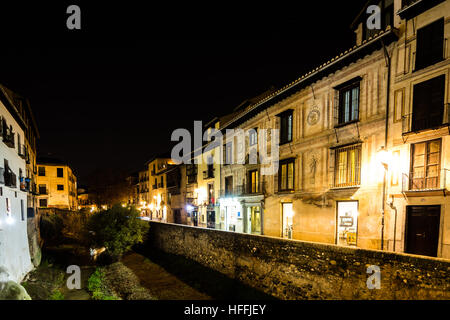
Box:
377, 146, 390, 251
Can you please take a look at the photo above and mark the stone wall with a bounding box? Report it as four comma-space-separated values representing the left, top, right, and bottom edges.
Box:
147, 221, 450, 300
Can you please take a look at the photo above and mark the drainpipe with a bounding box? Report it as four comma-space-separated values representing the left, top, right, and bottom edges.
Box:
381, 39, 392, 251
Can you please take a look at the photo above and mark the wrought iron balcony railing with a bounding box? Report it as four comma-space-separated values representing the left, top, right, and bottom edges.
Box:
203, 168, 215, 179
220, 185, 244, 197
402, 169, 449, 193
2, 125, 15, 148
402, 104, 450, 134
243, 180, 266, 195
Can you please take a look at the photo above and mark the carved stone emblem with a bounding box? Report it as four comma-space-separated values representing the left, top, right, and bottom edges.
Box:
307, 107, 320, 126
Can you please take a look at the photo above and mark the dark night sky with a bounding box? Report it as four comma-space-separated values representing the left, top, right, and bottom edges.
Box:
0, 1, 365, 184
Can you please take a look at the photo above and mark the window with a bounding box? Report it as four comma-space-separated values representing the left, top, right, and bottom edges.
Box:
415, 18, 444, 71
186, 164, 197, 184
225, 143, 233, 164
39, 184, 47, 195
57, 184, 64, 191
278, 159, 294, 191
334, 145, 361, 188
160, 176, 164, 188
338, 82, 360, 125
278, 110, 293, 145
39, 198, 48, 207
38, 166, 45, 176
225, 176, 233, 195
248, 170, 259, 193
410, 139, 441, 190
411, 75, 445, 132
57, 168, 64, 178
249, 128, 258, 146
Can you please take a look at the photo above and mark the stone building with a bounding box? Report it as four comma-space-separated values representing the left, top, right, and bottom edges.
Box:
384, 0, 450, 258
36, 158, 78, 210
137, 167, 149, 213
212, 0, 450, 259
146, 153, 177, 222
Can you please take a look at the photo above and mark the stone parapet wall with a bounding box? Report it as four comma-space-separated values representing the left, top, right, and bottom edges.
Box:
147, 221, 450, 300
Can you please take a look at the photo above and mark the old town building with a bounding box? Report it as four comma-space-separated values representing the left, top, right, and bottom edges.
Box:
147, 153, 177, 222
385, 0, 450, 258
0, 85, 35, 282
36, 158, 78, 210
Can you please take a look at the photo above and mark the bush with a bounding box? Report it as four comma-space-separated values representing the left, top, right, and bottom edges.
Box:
87, 204, 149, 260
48, 289, 64, 300
87, 268, 118, 300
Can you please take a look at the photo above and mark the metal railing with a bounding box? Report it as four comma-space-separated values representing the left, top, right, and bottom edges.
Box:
2, 125, 15, 148
203, 168, 215, 179
220, 185, 244, 197
402, 169, 449, 192
243, 180, 265, 195
402, 104, 450, 134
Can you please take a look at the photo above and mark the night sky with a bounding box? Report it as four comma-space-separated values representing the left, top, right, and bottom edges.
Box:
0, 1, 364, 184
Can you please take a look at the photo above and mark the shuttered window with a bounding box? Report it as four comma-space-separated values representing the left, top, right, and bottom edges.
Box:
412, 75, 445, 132
415, 18, 444, 71
410, 139, 441, 190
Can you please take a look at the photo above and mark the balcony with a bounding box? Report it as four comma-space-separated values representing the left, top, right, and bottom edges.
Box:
220, 185, 243, 197
243, 180, 265, 195
203, 168, 215, 179
4, 169, 17, 188
398, 0, 445, 20
402, 104, 450, 135
402, 169, 449, 196
2, 125, 15, 148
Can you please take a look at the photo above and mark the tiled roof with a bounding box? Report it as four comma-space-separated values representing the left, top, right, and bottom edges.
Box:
220, 25, 397, 130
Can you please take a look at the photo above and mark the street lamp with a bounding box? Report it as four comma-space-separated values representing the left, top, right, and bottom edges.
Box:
377, 146, 391, 251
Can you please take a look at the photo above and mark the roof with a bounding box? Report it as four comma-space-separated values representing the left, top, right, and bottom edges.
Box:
0, 84, 40, 139
219, 26, 398, 131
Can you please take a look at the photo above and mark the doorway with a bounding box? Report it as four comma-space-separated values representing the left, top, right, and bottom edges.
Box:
192, 211, 198, 226
207, 211, 216, 229
174, 209, 181, 224
405, 205, 440, 257
282, 203, 293, 239
336, 201, 358, 246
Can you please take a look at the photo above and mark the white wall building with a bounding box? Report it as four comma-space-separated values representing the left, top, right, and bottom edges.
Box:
0, 92, 33, 283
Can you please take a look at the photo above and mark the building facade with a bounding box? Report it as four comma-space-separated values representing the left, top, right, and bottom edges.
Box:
385, 0, 450, 258
36, 160, 78, 210
0, 86, 34, 283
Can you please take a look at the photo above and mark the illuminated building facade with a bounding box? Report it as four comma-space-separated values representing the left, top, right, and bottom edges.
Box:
0, 85, 34, 282
147, 154, 177, 222
36, 159, 78, 210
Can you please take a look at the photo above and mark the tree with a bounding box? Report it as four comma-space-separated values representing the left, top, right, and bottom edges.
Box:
87, 204, 149, 260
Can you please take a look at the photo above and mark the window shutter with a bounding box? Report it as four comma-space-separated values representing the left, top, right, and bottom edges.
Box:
333, 90, 339, 126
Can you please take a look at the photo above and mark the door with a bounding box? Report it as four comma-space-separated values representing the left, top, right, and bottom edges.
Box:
174, 209, 181, 224
207, 211, 215, 229
250, 206, 261, 235
336, 201, 358, 246
282, 203, 293, 239
192, 211, 198, 226
406, 205, 440, 257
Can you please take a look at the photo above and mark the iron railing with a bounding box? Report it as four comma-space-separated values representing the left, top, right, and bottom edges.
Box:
220, 185, 244, 197
402, 169, 449, 192
203, 168, 215, 179
402, 104, 450, 134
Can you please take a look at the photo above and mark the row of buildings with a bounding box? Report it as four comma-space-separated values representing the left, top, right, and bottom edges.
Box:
128, 0, 450, 259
